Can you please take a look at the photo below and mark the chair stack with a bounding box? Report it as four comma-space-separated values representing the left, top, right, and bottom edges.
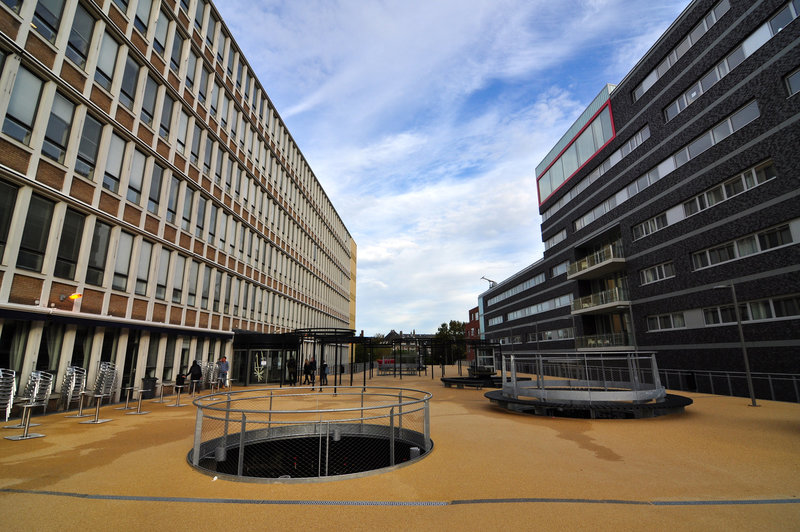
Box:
4, 370, 54, 440
0, 369, 16, 423
58, 366, 87, 412
79, 362, 118, 425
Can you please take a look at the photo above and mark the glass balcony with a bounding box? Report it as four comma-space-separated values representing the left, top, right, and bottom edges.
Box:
574, 332, 632, 349
568, 241, 625, 280
571, 287, 630, 314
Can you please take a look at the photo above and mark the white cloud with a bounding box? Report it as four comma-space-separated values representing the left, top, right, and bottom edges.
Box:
215, 0, 690, 335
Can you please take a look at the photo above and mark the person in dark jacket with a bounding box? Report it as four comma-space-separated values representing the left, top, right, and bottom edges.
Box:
189, 361, 203, 393
320, 361, 328, 386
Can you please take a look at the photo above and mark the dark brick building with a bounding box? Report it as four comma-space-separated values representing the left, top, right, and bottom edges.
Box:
480, 0, 800, 388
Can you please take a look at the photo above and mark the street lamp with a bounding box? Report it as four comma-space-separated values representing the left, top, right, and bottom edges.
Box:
480, 276, 496, 288
714, 283, 758, 407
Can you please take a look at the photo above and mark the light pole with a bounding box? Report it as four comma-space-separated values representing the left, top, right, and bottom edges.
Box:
714, 283, 758, 407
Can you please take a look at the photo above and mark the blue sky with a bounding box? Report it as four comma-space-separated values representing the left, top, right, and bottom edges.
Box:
215, 0, 690, 335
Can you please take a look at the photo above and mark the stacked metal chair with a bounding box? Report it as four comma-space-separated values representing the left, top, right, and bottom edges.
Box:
79, 362, 118, 425
0, 369, 16, 423
4, 370, 53, 440
58, 366, 87, 412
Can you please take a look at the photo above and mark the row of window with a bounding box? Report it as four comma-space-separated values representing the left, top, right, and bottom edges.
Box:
529, 327, 575, 342
632, 0, 730, 102
506, 294, 573, 322
541, 125, 650, 222
633, 160, 776, 241
646, 294, 800, 331
486, 272, 545, 306
1, 0, 353, 275
0, 185, 343, 326
665, 0, 800, 122
573, 100, 760, 232
691, 223, 795, 270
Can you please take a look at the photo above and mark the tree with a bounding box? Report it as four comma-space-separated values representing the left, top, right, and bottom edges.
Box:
435, 320, 466, 364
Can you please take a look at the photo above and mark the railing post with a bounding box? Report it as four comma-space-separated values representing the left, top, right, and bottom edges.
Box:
510, 355, 517, 399
237, 413, 246, 477
325, 423, 330, 477
397, 392, 403, 435
389, 407, 395, 466
768, 374, 774, 401
268, 390, 273, 429
192, 407, 203, 466
424, 399, 431, 451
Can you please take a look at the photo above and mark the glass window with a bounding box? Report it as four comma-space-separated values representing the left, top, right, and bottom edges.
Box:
786, 69, 800, 96
134, 0, 152, 33
724, 176, 745, 197
187, 260, 198, 306
687, 131, 712, 159
140, 75, 158, 126
176, 109, 189, 154
42, 92, 75, 163
198, 67, 209, 104
54, 208, 85, 280
66, 3, 94, 68
200, 265, 210, 308
208, 204, 218, 242
113, 231, 134, 290
148, 163, 163, 214
186, 51, 197, 89
736, 235, 758, 257
708, 243, 735, 264
706, 186, 724, 206
17, 195, 54, 272
181, 187, 194, 231
103, 133, 126, 193
194, 0, 205, 29
171, 254, 185, 303
153, 10, 168, 55
33, 0, 65, 44
758, 225, 792, 250
170, 31, 184, 73
159, 93, 174, 139
95, 32, 119, 91
127, 149, 146, 204
166, 175, 180, 224
2, 67, 43, 145
206, 15, 217, 46
730, 101, 759, 131
2, 0, 23, 13
119, 55, 139, 110
85, 221, 111, 286
770, 5, 793, 35
75, 114, 103, 179
195, 196, 206, 237
135, 240, 152, 296
0, 180, 18, 259
155, 248, 170, 300
712, 120, 731, 143
112, 0, 128, 11
773, 296, 800, 318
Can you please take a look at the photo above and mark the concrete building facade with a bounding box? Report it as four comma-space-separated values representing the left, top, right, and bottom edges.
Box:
480, 0, 800, 386
0, 0, 355, 395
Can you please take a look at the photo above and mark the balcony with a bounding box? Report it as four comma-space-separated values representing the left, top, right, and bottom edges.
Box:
571, 287, 630, 315
574, 332, 633, 350
568, 241, 626, 280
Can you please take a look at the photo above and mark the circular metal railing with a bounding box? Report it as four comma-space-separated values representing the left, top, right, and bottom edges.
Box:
188, 386, 432, 481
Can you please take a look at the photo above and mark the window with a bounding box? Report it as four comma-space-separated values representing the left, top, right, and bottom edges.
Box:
140, 75, 158, 127
692, 223, 795, 270
202, 138, 213, 175
17, 195, 54, 272
0, 180, 18, 259
66, 4, 94, 68
186, 260, 199, 306
544, 229, 567, 250
135, 240, 152, 295
112, 0, 128, 11
198, 67, 209, 104
208, 204, 218, 243
153, 10, 168, 55
176, 109, 189, 154
550, 261, 568, 277
640, 262, 675, 285
181, 187, 194, 231
171, 254, 185, 303
632, 213, 667, 240
186, 51, 197, 89
85, 221, 111, 286
206, 14, 217, 46
32, 0, 65, 43
194, 0, 205, 30
170, 31, 184, 73
133, 0, 151, 33
758, 225, 792, 250
75, 114, 103, 179
647, 312, 685, 331
213, 270, 222, 311
787, 68, 800, 96
774, 295, 800, 318
54, 208, 85, 280
113, 231, 134, 290
166, 175, 180, 223
127, 149, 146, 204
119, 55, 139, 110
190, 124, 201, 165
2, 0, 22, 13
147, 163, 163, 214
2, 67, 43, 145
200, 265, 211, 309
155, 248, 170, 299
42, 92, 75, 164
159, 93, 174, 139
195, 196, 206, 237
103, 133, 126, 193
95, 32, 119, 91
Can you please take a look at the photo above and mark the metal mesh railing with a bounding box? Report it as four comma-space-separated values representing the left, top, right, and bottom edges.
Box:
190, 386, 432, 481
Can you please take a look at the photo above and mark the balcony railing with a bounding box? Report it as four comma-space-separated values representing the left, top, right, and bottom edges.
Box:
571, 287, 629, 313
568, 241, 624, 278
574, 332, 631, 349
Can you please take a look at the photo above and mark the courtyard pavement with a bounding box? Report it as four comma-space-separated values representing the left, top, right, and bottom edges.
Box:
0, 367, 798, 531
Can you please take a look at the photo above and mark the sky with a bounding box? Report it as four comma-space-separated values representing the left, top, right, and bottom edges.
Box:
214, 0, 690, 336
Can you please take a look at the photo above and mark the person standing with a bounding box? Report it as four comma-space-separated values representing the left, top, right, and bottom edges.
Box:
217, 356, 229, 387
302, 359, 311, 385
309, 357, 317, 386
189, 361, 203, 394
320, 361, 328, 386
287, 357, 297, 386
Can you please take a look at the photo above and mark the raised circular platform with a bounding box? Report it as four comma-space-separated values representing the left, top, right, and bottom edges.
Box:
484, 389, 693, 419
